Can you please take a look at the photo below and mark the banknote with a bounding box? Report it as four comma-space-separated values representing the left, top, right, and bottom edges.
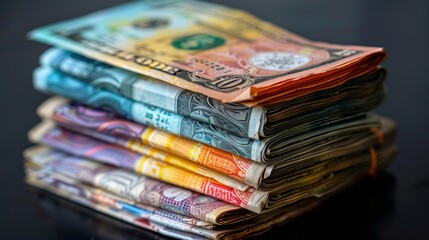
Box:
37, 97, 272, 188
26, 169, 333, 239
259, 116, 397, 192
36, 97, 397, 192
33, 68, 385, 163
40, 48, 386, 139
260, 69, 385, 136
25, 141, 397, 222
28, 122, 270, 211
262, 143, 397, 210
26, 171, 209, 240
29, 0, 386, 105
31, 114, 397, 196
48, 109, 396, 195
31, 103, 398, 196
36, 92, 390, 169
29, 119, 249, 191
33, 67, 263, 159
32, 170, 216, 230
24, 146, 257, 224
35, 108, 397, 194
41, 99, 394, 171
40, 48, 264, 139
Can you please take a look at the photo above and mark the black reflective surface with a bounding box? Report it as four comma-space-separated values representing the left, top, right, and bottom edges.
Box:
1, 0, 428, 239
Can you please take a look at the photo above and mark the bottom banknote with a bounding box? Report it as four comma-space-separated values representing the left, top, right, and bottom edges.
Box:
26, 167, 375, 240
24, 144, 397, 239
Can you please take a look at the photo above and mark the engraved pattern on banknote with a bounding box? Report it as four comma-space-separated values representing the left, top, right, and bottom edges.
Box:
40, 173, 87, 199
96, 170, 143, 199
179, 117, 253, 158
44, 70, 131, 117
51, 51, 140, 97
176, 91, 252, 136
58, 103, 144, 138
49, 158, 113, 185
40, 126, 140, 169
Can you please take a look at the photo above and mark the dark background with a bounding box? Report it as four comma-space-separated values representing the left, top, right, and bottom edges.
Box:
1, 0, 428, 239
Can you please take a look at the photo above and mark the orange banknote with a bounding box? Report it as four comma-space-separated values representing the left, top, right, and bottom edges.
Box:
29, 0, 386, 105
28, 125, 269, 213
37, 97, 273, 189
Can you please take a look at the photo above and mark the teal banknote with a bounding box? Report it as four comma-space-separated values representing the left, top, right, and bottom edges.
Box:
40, 48, 264, 140
33, 67, 263, 159
33, 67, 386, 162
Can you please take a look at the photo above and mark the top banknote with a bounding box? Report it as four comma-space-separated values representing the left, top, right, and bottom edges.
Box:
29, 0, 386, 105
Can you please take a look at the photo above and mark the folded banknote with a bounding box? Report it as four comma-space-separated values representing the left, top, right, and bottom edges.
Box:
36, 98, 396, 191
29, 118, 251, 191
25, 142, 396, 240
24, 146, 256, 224
29, 0, 386, 105
29, 115, 396, 194
26, 169, 329, 240
27, 170, 209, 240
33, 68, 386, 163
25, 130, 396, 214
39, 48, 386, 140
28, 121, 269, 212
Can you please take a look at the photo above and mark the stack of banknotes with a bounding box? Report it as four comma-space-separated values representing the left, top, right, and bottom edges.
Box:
25, 0, 397, 239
